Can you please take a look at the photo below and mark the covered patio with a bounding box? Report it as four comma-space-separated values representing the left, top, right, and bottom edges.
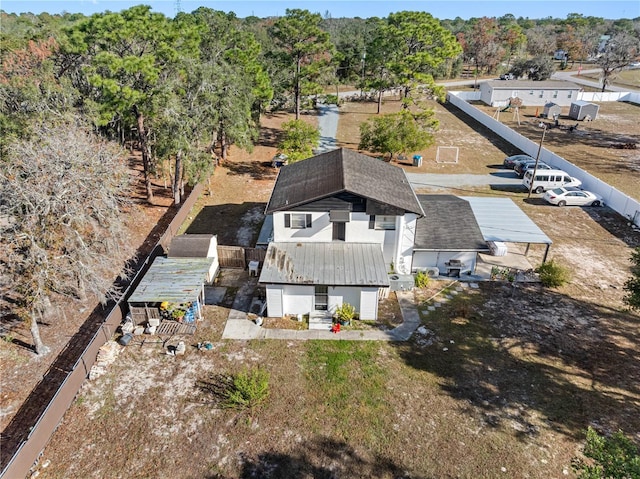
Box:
462, 197, 553, 280
127, 256, 214, 334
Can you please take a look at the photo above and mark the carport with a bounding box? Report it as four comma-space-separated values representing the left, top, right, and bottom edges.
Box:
461, 197, 552, 264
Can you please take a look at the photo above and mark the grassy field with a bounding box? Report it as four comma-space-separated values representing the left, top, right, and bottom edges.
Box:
29, 87, 640, 478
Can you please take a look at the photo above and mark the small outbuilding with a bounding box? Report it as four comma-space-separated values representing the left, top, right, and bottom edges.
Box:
569, 100, 599, 121
542, 102, 562, 120
168, 234, 219, 283
127, 256, 214, 331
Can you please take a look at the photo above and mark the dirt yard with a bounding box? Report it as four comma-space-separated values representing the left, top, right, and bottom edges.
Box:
7, 95, 640, 478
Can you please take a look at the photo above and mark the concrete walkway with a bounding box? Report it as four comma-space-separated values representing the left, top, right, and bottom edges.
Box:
221, 290, 421, 341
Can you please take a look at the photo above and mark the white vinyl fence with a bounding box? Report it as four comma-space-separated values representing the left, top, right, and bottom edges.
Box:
447, 91, 640, 226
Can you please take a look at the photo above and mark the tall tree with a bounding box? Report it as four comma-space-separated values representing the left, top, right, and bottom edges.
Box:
500, 23, 527, 71
525, 24, 558, 57
466, 17, 504, 78
0, 36, 77, 155
560, 14, 605, 67
269, 9, 333, 120
381, 11, 462, 104
0, 118, 133, 355
511, 55, 556, 80
359, 108, 438, 161
597, 31, 640, 91
60, 6, 194, 202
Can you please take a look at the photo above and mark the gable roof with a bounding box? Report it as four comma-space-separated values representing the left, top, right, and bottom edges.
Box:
259, 242, 389, 286
265, 148, 423, 216
484, 80, 580, 90
168, 234, 216, 258
414, 195, 489, 251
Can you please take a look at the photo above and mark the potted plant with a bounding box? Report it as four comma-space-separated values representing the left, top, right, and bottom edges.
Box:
334, 303, 355, 326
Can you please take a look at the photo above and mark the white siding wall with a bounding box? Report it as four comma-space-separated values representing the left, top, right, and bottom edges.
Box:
273, 212, 332, 242
266, 285, 283, 317
272, 210, 417, 274
270, 284, 379, 319
359, 288, 379, 320
282, 285, 314, 315
328, 286, 361, 314
412, 251, 478, 275
480, 84, 580, 107
397, 214, 417, 274
342, 212, 387, 243
412, 252, 439, 272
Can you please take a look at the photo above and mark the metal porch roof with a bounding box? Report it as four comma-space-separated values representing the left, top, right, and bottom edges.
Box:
127, 256, 213, 304
461, 197, 553, 245
258, 242, 389, 286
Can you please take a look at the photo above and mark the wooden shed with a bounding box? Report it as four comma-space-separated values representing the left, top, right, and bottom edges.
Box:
542, 102, 562, 119
127, 256, 213, 329
569, 100, 599, 121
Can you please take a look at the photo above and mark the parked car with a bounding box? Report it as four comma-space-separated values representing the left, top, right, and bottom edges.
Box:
514, 160, 553, 178
503, 154, 533, 169
499, 73, 515, 80
543, 187, 603, 207
271, 153, 288, 168
523, 169, 582, 193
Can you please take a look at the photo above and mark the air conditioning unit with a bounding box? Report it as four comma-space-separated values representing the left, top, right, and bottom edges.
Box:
388, 274, 415, 291
425, 267, 440, 277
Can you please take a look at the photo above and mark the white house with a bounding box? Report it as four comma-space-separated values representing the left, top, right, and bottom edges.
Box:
258, 148, 424, 320
479, 80, 582, 107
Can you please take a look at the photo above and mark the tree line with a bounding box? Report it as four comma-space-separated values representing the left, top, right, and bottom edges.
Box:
0, 7, 639, 354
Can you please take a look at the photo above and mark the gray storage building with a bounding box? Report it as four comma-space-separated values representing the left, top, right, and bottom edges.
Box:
542, 102, 562, 119
569, 100, 599, 121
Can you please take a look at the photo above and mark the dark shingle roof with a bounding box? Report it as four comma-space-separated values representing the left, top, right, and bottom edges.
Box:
265, 148, 423, 216
414, 195, 489, 251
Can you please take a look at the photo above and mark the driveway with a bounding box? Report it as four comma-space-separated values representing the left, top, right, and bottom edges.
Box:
315, 104, 339, 153
406, 171, 524, 190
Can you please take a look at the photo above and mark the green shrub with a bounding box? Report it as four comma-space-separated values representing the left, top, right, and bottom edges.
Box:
414, 270, 430, 288
334, 302, 356, 324
224, 367, 270, 410
535, 260, 571, 287
324, 94, 339, 105
572, 427, 640, 479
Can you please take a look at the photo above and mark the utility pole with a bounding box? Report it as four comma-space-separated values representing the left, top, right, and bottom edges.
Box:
360, 50, 366, 97
527, 124, 548, 198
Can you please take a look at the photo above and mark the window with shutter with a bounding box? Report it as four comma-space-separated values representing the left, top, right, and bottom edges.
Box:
288, 213, 310, 229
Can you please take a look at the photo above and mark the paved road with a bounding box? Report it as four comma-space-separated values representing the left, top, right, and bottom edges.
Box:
316, 104, 339, 153
552, 68, 638, 92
